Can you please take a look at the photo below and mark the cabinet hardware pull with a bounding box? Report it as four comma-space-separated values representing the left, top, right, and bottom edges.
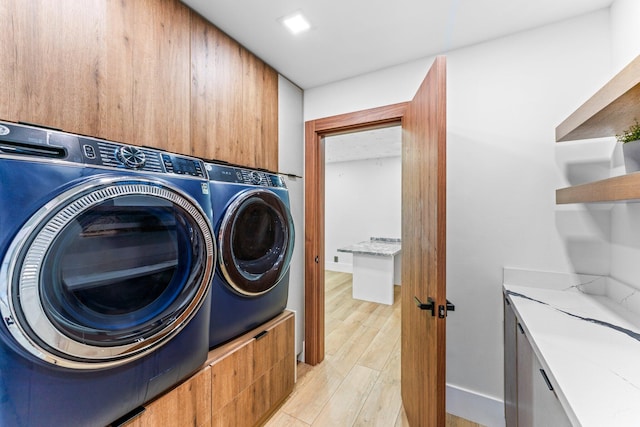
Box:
517, 323, 525, 335
539, 369, 554, 391
110, 406, 146, 426
254, 330, 269, 340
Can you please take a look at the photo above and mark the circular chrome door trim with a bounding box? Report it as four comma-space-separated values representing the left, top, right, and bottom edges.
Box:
0, 176, 214, 369
218, 188, 294, 296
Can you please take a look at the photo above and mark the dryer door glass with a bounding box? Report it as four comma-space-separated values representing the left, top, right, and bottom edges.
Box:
41, 195, 197, 344
219, 189, 294, 296
3, 178, 214, 369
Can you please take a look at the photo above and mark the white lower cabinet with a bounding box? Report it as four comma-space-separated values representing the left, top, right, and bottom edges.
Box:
505, 296, 572, 427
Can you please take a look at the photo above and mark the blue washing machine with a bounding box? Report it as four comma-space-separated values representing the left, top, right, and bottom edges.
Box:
206, 162, 294, 348
0, 121, 215, 426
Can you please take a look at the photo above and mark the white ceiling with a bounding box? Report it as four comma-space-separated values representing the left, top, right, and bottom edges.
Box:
182, 0, 613, 89
325, 126, 402, 163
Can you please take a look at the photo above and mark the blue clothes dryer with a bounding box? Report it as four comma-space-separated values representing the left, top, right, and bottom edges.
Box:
205, 163, 294, 348
0, 121, 215, 426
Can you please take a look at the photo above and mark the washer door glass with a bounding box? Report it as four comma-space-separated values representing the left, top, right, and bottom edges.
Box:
218, 189, 294, 296
1, 177, 214, 369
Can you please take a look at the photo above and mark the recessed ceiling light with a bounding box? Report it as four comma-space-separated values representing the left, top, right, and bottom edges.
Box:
281, 12, 311, 35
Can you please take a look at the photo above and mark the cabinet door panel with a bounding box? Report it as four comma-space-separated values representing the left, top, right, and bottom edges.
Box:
190, 13, 243, 161
103, 0, 191, 153
504, 299, 518, 426
190, 11, 278, 170
241, 50, 278, 170
0, 0, 105, 134
123, 366, 211, 427
210, 312, 295, 427
514, 315, 573, 427
211, 340, 254, 412
516, 323, 534, 427
531, 361, 572, 427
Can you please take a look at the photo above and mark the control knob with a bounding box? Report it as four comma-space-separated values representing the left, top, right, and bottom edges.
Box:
248, 171, 262, 185
116, 146, 146, 169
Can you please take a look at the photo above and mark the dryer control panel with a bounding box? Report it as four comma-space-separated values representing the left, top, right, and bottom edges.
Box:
0, 120, 206, 178
206, 163, 286, 188
80, 138, 206, 178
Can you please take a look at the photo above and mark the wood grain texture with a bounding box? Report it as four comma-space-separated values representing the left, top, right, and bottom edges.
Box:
267, 272, 484, 427
555, 172, 640, 203
2, 0, 279, 168
208, 311, 295, 427
123, 366, 212, 427
304, 119, 326, 366
0, 0, 105, 134
190, 13, 243, 161
210, 341, 253, 412
556, 54, 640, 142
401, 56, 447, 427
312, 103, 407, 134
242, 49, 279, 170
304, 103, 407, 366
190, 12, 278, 170
102, 0, 192, 152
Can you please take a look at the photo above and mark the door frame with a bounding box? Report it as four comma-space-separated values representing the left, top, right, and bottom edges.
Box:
304, 102, 408, 365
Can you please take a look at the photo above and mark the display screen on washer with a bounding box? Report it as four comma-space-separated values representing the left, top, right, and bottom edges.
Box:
172, 157, 198, 175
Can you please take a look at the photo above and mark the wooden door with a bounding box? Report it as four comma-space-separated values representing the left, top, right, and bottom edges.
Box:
401, 56, 448, 426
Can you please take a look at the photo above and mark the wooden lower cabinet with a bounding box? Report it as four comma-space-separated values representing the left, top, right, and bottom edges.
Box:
118, 366, 212, 427
117, 311, 295, 427
209, 311, 295, 427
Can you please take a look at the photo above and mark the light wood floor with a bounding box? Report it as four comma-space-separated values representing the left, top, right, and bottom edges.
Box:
265, 271, 485, 427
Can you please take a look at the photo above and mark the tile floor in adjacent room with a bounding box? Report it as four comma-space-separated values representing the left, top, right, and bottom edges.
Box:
265, 271, 485, 427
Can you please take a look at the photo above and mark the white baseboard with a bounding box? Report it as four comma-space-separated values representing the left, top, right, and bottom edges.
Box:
325, 262, 352, 273
447, 384, 505, 427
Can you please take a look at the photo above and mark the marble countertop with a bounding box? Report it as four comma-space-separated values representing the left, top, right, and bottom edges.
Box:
503, 268, 640, 426
337, 237, 401, 257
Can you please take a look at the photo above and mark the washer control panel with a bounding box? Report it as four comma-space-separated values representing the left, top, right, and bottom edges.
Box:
206, 163, 286, 188
0, 120, 206, 178
80, 139, 206, 177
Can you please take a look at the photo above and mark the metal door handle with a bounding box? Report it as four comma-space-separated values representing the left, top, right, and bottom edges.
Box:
446, 300, 455, 312
414, 296, 435, 317
414, 296, 455, 318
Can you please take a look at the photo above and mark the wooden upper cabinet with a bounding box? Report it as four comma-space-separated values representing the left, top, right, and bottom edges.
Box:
241, 49, 279, 170
102, 0, 192, 153
0, 0, 106, 135
1, 1, 279, 169
191, 11, 279, 171
190, 13, 243, 162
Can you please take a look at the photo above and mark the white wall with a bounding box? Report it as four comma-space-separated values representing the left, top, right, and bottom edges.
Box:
278, 75, 305, 358
325, 156, 401, 272
305, 9, 612, 427
609, 0, 640, 292
611, 0, 640, 70
445, 12, 612, 425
